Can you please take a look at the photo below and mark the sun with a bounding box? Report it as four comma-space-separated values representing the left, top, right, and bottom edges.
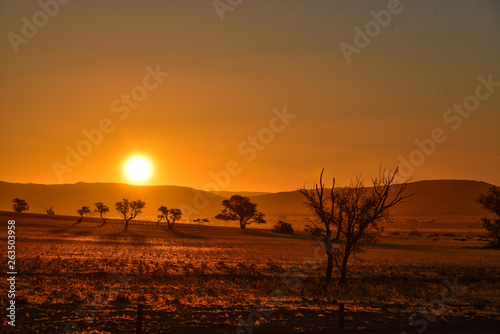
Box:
123, 155, 153, 184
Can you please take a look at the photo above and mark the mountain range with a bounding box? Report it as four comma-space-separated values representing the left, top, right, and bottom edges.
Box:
0, 179, 494, 221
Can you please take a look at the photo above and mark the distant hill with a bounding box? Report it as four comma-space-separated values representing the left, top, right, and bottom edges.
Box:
0, 180, 494, 221
0, 181, 225, 220
248, 180, 494, 217
211, 191, 271, 197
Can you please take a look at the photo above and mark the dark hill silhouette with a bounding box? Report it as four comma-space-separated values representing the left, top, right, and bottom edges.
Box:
0, 179, 494, 220
248, 179, 494, 217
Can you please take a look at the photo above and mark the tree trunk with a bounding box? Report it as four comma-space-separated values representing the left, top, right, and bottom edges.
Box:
340, 254, 349, 286
326, 253, 334, 281
240, 221, 246, 230
124, 218, 130, 231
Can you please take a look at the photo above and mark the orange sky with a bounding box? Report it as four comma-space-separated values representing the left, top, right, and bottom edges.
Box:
1, 0, 499, 191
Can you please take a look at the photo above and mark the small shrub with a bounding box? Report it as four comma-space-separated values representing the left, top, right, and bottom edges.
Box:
272, 220, 294, 234
45, 206, 55, 215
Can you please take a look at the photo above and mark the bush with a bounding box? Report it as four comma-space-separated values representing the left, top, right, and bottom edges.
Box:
272, 220, 294, 234
482, 218, 500, 249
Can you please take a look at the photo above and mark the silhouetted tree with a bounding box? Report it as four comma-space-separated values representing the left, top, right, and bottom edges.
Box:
272, 220, 294, 234
215, 194, 266, 230
44, 206, 55, 215
168, 209, 182, 229
12, 198, 29, 213
115, 199, 146, 231
477, 185, 500, 248
299, 168, 410, 287
157, 206, 169, 225
76, 206, 91, 224
157, 206, 183, 230
94, 202, 110, 225
194, 218, 209, 225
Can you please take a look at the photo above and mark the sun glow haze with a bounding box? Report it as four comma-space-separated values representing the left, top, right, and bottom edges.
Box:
124, 155, 153, 184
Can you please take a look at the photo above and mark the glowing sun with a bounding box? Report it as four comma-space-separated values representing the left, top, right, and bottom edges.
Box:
124, 155, 153, 184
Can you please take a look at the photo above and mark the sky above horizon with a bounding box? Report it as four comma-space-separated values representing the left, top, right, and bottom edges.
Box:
1, 0, 499, 192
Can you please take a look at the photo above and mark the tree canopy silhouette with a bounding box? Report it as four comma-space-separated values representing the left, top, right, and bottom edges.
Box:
12, 198, 29, 213
215, 194, 266, 230
76, 206, 91, 224
94, 202, 110, 225
157, 206, 183, 230
115, 199, 146, 231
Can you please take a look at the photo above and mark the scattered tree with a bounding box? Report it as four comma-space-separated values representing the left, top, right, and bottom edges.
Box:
115, 199, 146, 231
12, 198, 29, 213
477, 185, 500, 249
76, 206, 91, 224
94, 202, 110, 225
157, 206, 183, 230
193, 218, 209, 225
168, 209, 183, 229
157, 206, 169, 225
215, 195, 266, 230
272, 220, 294, 234
299, 168, 410, 287
44, 206, 55, 215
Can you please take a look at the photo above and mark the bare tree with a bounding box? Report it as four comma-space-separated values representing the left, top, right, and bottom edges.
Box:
44, 206, 55, 215
12, 198, 29, 213
215, 195, 266, 230
299, 168, 410, 287
299, 170, 338, 283
94, 202, 110, 225
115, 199, 146, 231
477, 185, 500, 248
76, 206, 91, 224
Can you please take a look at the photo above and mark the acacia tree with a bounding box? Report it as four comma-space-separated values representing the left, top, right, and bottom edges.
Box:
477, 185, 500, 248
115, 199, 146, 231
76, 206, 91, 224
94, 202, 110, 225
157, 206, 183, 230
12, 198, 29, 213
168, 209, 182, 229
157, 206, 169, 225
299, 168, 410, 287
215, 194, 266, 230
